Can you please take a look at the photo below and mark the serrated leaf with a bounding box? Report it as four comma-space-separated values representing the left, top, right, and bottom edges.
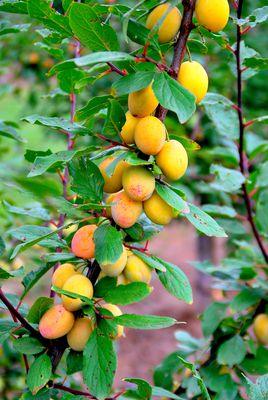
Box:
104, 282, 152, 305
113, 314, 176, 329
26, 354, 52, 395
113, 71, 155, 96
156, 183, 189, 213
83, 329, 116, 399
69, 157, 104, 201
13, 337, 45, 355
94, 224, 123, 266
28, 297, 54, 324
245, 374, 268, 400
153, 72, 196, 124
156, 258, 192, 304
184, 203, 227, 238
69, 3, 119, 51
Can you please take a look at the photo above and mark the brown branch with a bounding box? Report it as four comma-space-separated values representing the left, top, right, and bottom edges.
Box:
235, 0, 268, 263
107, 62, 127, 76
52, 383, 97, 398
155, 0, 196, 121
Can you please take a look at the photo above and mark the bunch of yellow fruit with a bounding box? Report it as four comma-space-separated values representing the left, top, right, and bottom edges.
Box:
39, 263, 124, 348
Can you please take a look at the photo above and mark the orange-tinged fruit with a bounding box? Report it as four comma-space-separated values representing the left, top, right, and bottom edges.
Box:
135, 116, 166, 155
253, 314, 268, 344
178, 61, 208, 103
52, 263, 80, 290
99, 157, 128, 193
71, 225, 97, 259
144, 191, 177, 225
128, 84, 159, 117
111, 191, 143, 228
122, 166, 155, 201
102, 303, 124, 339
67, 317, 94, 351
39, 304, 75, 339
156, 140, 188, 181
124, 253, 152, 284
62, 275, 94, 311
100, 246, 128, 277
120, 111, 141, 144
146, 3, 182, 43
195, 0, 230, 33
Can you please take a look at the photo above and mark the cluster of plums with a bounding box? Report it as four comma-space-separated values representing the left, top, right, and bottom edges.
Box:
38, 0, 231, 350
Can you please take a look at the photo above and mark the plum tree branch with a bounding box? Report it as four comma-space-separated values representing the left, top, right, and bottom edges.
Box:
235, 0, 268, 263
155, 0, 196, 121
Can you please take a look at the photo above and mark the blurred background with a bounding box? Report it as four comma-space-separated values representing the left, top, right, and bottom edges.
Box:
0, 0, 267, 396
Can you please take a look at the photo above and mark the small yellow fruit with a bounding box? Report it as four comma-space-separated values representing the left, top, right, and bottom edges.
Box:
62, 275, 94, 312
39, 305, 75, 339
146, 3, 182, 43
128, 84, 159, 118
102, 304, 124, 339
253, 314, 268, 344
100, 246, 128, 277
195, 0, 230, 33
99, 157, 128, 193
124, 253, 152, 284
178, 61, 208, 103
135, 116, 166, 155
122, 166, 155, 201
105, 192, 119, 218
67, 317, 94, 351
71, 225, 97, 259
111, 191, 143, 228
117, 274, 129, 285
52, 263, 80, 290
120, 111, 141, 144
156, 140, 188, 181
144, 192, 177, 225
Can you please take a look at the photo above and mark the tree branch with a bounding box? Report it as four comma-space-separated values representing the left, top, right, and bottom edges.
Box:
235, 0, 268, 263
155, 0, 196, 121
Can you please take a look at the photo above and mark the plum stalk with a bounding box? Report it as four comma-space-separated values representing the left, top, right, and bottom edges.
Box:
235, 0, 268, 263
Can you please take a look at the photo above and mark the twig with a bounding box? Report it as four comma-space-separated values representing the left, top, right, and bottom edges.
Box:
135, 54, 172, 73
234, 0, 268, 263
155, 0, 196, 121
107, 62, 127, 76
52, 383, 96, 398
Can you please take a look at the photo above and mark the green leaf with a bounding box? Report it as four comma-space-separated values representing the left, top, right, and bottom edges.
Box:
75, 96, 111, 122
244, 57, 268, 71
153, 351, 183, 391
235, 6, 268, 28
58, 69, 85, 94
131, 250, 166, 272
21, 265, 52, 300
127, 18, 159, 48
256, 189, 268, 237
27, 0, 72, 36
26, 354, 52, 395
67, 350, 83, 375
178, 356, 211, 400
52, 285, 94, 307
153, 72, 196, 124
49, 52, 134, 75
201, 204, 237, 218
152, 386, 184, 400
155, 183, 189, 213
27, 297, 54, 324
113, 314, 176, 329
0, 237, 5, 257
102, 99, 126, 139
241, 346, 268, 374
230, 288, 262, 312
245, 374, 268, 400
123, 378, 152, 399
69, 157, 104, 201
0, 320, 20, 344
184, 203, 227, 238
94, 277, 117, 298
3, 201, 50, 221
83, 329, 116, 399
28, 147, 95, 178
69, 3, 119, 51
94, 224, 123, 265
156, 258, 193, 304
113, 72, 155, 96
210, 164, 245, 193
201, 302, 229, 337
104, 282, 152, 305
0, 120, 25, 142
198, 27, 228, 47
0, 0, 27, 14
22, 115, 91, 136
13, 337, 45, 355
201, 93, 239, 139
217, 335, 246, 367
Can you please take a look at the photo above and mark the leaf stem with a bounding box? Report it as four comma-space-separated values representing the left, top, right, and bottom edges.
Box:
235, 0, 268, 263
